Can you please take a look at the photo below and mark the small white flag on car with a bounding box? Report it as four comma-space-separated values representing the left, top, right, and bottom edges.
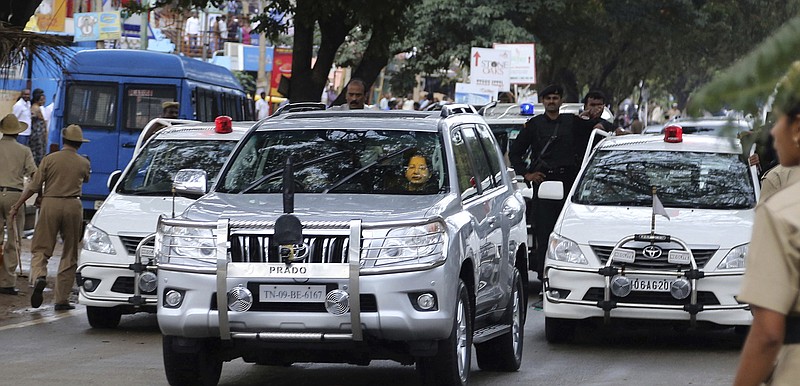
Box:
653, 193, 670, 220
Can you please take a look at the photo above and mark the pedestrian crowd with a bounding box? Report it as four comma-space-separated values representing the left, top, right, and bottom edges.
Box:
1, 87, 88, 311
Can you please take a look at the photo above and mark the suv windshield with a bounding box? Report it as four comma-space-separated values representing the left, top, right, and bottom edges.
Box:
219, 129, 447, 195
119, 139, 236, 195
573, 150, 756, 209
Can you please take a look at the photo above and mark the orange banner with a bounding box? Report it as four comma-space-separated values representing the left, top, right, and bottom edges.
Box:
36, 0, 67, 32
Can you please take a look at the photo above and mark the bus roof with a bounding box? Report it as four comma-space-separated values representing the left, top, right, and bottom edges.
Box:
64, 49, 243, 91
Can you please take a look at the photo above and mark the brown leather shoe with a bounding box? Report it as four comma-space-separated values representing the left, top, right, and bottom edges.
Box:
54, 303, 76, 311
0, 287, 19, 295
31, 277, 46, 308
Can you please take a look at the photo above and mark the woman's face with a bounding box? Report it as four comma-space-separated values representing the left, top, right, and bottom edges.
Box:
405, 155, 430, 185
771, 113, 800, 166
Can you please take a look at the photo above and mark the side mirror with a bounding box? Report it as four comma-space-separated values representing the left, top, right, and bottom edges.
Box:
173, 169, 208, 196
107, 170, 122, 192
538, 181, 564, 200
512, 171, 533, 199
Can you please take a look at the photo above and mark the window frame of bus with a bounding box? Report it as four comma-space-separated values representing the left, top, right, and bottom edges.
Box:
65, 81, 118, 129
123, 84, 178, 131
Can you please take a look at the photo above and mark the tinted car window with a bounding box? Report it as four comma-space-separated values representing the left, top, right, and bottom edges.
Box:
573, 150, 756, 209
220, 129, 446, 195
476, 124, 504, 187
119, 139, 236, 194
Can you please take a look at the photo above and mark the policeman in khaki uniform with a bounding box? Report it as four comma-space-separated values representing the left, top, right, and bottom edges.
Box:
735, 61, 800, 386
759, 164, 799, 202
0, 114, 37, 295
10, 124, 90, 311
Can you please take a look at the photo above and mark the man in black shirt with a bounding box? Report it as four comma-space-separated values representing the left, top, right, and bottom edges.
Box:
509, 84, 600, 279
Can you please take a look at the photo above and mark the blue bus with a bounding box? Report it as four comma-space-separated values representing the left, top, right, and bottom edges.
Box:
48, 49, 253, 217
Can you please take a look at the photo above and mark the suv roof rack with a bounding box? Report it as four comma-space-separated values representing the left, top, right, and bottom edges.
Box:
439, 103, 478, 118
476, 101, 497, 116
272, 102, 327, 116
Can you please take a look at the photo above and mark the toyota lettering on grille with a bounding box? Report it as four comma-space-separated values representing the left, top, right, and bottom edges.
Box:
642, 245, 663, 259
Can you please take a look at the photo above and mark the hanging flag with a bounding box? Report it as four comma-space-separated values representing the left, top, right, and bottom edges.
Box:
653, 193, 670, 220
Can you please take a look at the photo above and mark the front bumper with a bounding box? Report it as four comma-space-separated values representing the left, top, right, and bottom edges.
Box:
77, 236, 157, 309
543, 234, 751, 327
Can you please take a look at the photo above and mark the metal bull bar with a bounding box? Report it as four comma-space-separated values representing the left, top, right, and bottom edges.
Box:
214, 218, 364, 342
545, 233, 747, 327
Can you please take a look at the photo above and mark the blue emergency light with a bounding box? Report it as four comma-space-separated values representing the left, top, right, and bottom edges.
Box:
520, 103, 535, 116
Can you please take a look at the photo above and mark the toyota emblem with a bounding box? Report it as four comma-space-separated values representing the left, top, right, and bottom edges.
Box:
642, 245, 663, 259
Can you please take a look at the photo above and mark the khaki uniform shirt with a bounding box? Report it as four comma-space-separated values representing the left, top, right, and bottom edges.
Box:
739, 180, 800, 385
760, 165, 800, 203
0, 136, 37, 188
29, 148, 90, 197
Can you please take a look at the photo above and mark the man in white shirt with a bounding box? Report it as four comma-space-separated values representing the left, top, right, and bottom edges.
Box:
184, 11, 200, 50
255, 91, 269, 120
12, 89, 31, 145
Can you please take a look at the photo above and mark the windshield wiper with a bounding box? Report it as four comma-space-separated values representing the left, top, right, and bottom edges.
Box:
240, 150, 348, 194
125, 190, 174, 196
322, 146, 413, 193
584, 199, 651, 206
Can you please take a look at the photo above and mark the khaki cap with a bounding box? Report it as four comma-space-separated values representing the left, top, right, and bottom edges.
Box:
162, 101, 179, 109
0, 113, 28, 135
62, 124, 90, 142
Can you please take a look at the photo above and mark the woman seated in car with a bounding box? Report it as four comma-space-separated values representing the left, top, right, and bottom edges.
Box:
403, 152, 438, 193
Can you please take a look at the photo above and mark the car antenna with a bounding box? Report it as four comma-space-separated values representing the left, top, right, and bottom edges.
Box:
283, 157, 294, 214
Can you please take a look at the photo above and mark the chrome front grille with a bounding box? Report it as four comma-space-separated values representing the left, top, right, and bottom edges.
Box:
119, 236, 154, 255
230, 234, 351, 263
592, 244, 718, 269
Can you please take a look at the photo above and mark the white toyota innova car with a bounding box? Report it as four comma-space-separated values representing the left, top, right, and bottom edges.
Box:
77, 118, 252, 328
540, 126, 758, 342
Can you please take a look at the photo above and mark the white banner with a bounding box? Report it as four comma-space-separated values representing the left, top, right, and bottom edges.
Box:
493, 43, 536, 84
469, 47, 511, 92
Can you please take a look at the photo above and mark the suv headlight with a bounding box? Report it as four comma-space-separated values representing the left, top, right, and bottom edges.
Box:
158, 225, 216, 266
547, 233, 588, 265
717, 243, 748, 269
82, 224, 116, 254
363, 222, 446, 270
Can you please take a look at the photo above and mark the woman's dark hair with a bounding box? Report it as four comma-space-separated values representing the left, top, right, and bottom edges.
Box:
32, 88, 45, 103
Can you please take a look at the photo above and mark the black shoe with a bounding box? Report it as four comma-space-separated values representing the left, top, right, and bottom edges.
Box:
54, 303, 75, 311
31, 277, 46, 308
0, 287, 19, 295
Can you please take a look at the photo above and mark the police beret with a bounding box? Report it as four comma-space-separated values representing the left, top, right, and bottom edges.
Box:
162, 101, 180, 109
539, 84, 564, 98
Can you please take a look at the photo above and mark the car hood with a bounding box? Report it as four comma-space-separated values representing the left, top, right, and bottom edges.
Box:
91, 193, 196, 235
557, 204, 754, 247
182, 193, 456, 223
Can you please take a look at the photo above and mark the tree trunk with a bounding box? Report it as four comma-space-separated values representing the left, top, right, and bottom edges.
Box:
287, 1, 315, 102
332, 25, 392, 106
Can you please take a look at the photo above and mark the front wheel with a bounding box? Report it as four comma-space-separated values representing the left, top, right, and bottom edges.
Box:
163, 335, 222, 386
86, 306, 122, 329
417, 279, 473, 386
475, 268, 524, 371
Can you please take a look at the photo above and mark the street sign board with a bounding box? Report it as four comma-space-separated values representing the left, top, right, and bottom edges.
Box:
455, 83, 499, 105
493, 43, 536, 84
469, 47, 511, 92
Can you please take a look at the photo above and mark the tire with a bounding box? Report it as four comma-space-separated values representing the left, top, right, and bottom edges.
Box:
475, 268, 524, 372
86, 306, 122, 329
417, 279, 473, 386
162, 335, 223, 386
545, 316, 577, 344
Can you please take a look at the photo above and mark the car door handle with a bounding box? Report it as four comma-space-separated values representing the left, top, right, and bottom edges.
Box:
502, 207, 515, 218
487, 216, 497, 226
122, 142, 136, 148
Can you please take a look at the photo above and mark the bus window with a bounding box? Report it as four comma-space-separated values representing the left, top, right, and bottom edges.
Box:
123, 85, 177, 129
194, 88, 215, 121
66, 82, 117, 128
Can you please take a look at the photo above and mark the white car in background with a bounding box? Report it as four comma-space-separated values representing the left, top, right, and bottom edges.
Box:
77, 118, 252, 328
540, 128, 759, 342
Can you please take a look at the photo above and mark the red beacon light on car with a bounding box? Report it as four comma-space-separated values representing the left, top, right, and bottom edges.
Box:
664, 124, 683, 143
215, 115, 233, 134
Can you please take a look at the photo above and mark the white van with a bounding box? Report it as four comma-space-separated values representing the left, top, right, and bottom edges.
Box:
76, 118, 252, 328
540, 128, 758, 342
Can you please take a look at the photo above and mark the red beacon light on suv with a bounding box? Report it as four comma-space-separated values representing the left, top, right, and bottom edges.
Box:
664, 124, 683, 143
215, 116, 233, 134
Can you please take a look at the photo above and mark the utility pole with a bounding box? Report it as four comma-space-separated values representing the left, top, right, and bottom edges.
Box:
256, 0, 268, 97
140, 5, 149, 51
94, 0, 103, 48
